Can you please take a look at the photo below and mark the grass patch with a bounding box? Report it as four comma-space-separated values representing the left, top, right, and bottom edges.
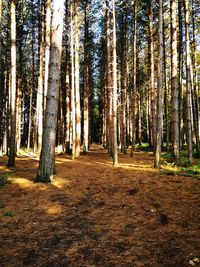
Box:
4, 211, 13, 217
0, 173, 12, 188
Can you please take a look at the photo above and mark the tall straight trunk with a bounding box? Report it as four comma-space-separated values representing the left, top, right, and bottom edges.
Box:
0, 0, 3, 154
155, 0, 163, 167
112, 0, 118, 166
65, 0, 71, 153
120, 13, 127, 154
8, 0, 17, 166
36, 0, 45, 156
106, 0, 111, 153
191, 0, 200, 156
16, 79, 22, 152
184, 0, 193, 163
36, 0, 64, 182
171, 0, 180, 162
178, 0, 183, 150
70, 0, 76, 159
149, 0, 156, 152
74, 0, 81, 157
83, 3, 89, 153
130, 2, 137, 156
44, 0, 51, 111
138, 91, 142, 146
27, 81, 33, 151
163, 30, 169, 151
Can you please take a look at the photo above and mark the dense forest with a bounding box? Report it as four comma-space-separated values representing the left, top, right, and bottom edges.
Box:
0, 0, 199, 177
0, 0, 200, 266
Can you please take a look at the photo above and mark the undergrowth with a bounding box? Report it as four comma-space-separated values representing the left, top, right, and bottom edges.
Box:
0, 173, 12, 188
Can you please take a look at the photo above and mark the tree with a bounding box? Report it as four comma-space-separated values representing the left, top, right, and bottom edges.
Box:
83, 1, 89, 153
155, 0, 163, 167
184, 0, 193, 163
170, 0, 180, 163
7, 0, 17, 167
36, 0, 65, 182
112, 0, 118, 166
74, 0, 81, 158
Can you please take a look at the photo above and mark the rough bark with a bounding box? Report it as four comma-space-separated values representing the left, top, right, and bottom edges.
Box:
8, 0, 17, 167
36, 0, 45, 156
44, 0, 51, 111
171, 0, 180, 163
70, 0, 76, 159
83, 3, 89, 153
36, 0, 65, 182
74, 0, 81, 158
184, 0, 193, 163
155, 0, 163, 167
112, 0, 118, 166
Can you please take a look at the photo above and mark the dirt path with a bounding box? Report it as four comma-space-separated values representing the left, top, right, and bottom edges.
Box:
0, 144, 200, 267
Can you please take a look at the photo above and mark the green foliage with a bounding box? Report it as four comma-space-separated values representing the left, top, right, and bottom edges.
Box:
181, 160, 200, 175
136, 143, 153, 152
0, 201, 5, 208
4, 211, 13, 217
0, 174, 11, 188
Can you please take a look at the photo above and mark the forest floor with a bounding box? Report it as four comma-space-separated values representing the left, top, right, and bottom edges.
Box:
0, 144, 200, 267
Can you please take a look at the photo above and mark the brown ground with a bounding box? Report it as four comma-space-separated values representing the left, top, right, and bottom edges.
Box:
0, 144, 200, 267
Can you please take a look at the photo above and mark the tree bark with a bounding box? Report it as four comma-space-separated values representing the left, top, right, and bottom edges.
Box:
8, 0, 17, 167
184, 0, 193, 163
171, 0, 180, 163
112, 0, 118, 166
36, 0, 65, 182
155, 0, 163, 167
74, 0, 81, 158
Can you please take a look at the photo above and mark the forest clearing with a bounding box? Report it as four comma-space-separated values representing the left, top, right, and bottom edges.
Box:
0, 144, 200, 266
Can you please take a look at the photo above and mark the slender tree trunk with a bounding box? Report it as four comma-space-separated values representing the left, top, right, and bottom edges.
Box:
44, 0, 51, 111
191, 0, 200, 156
83, 3, 89, 153
16, 79, 22, 152
112, 0, 118, 166
36, 0, 65, 182
70, 0, 76, 159
155, 0, 163, 167
184, 0, 193, 163
36, 0, 45, 156
106, 0, 111, 154
171, 0, 180, 163
74, 0, 81, 157
65, 0, 71, 153
8, 0, 17, 167
178, 0, 183, 151
149, 0, 156, 153
130, 2, 137, 157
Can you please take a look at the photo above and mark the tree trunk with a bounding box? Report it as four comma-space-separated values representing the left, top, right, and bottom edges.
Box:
106, 0, 112, 154
74, 0, 81, 157
130, 2, 137, 157
44, 0, 51, 111
184, 0, 193, 163
83, 3, 89, 153
149, 0, 156, 153
171, 0, 180, 163
70, 0, 76, 159
155, 0, 163, 167
36, 0, 45, 156
36, 0, 65, 182
178, 0, 183, 151
7, 0, 17, 167
112, 0, 118, 166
